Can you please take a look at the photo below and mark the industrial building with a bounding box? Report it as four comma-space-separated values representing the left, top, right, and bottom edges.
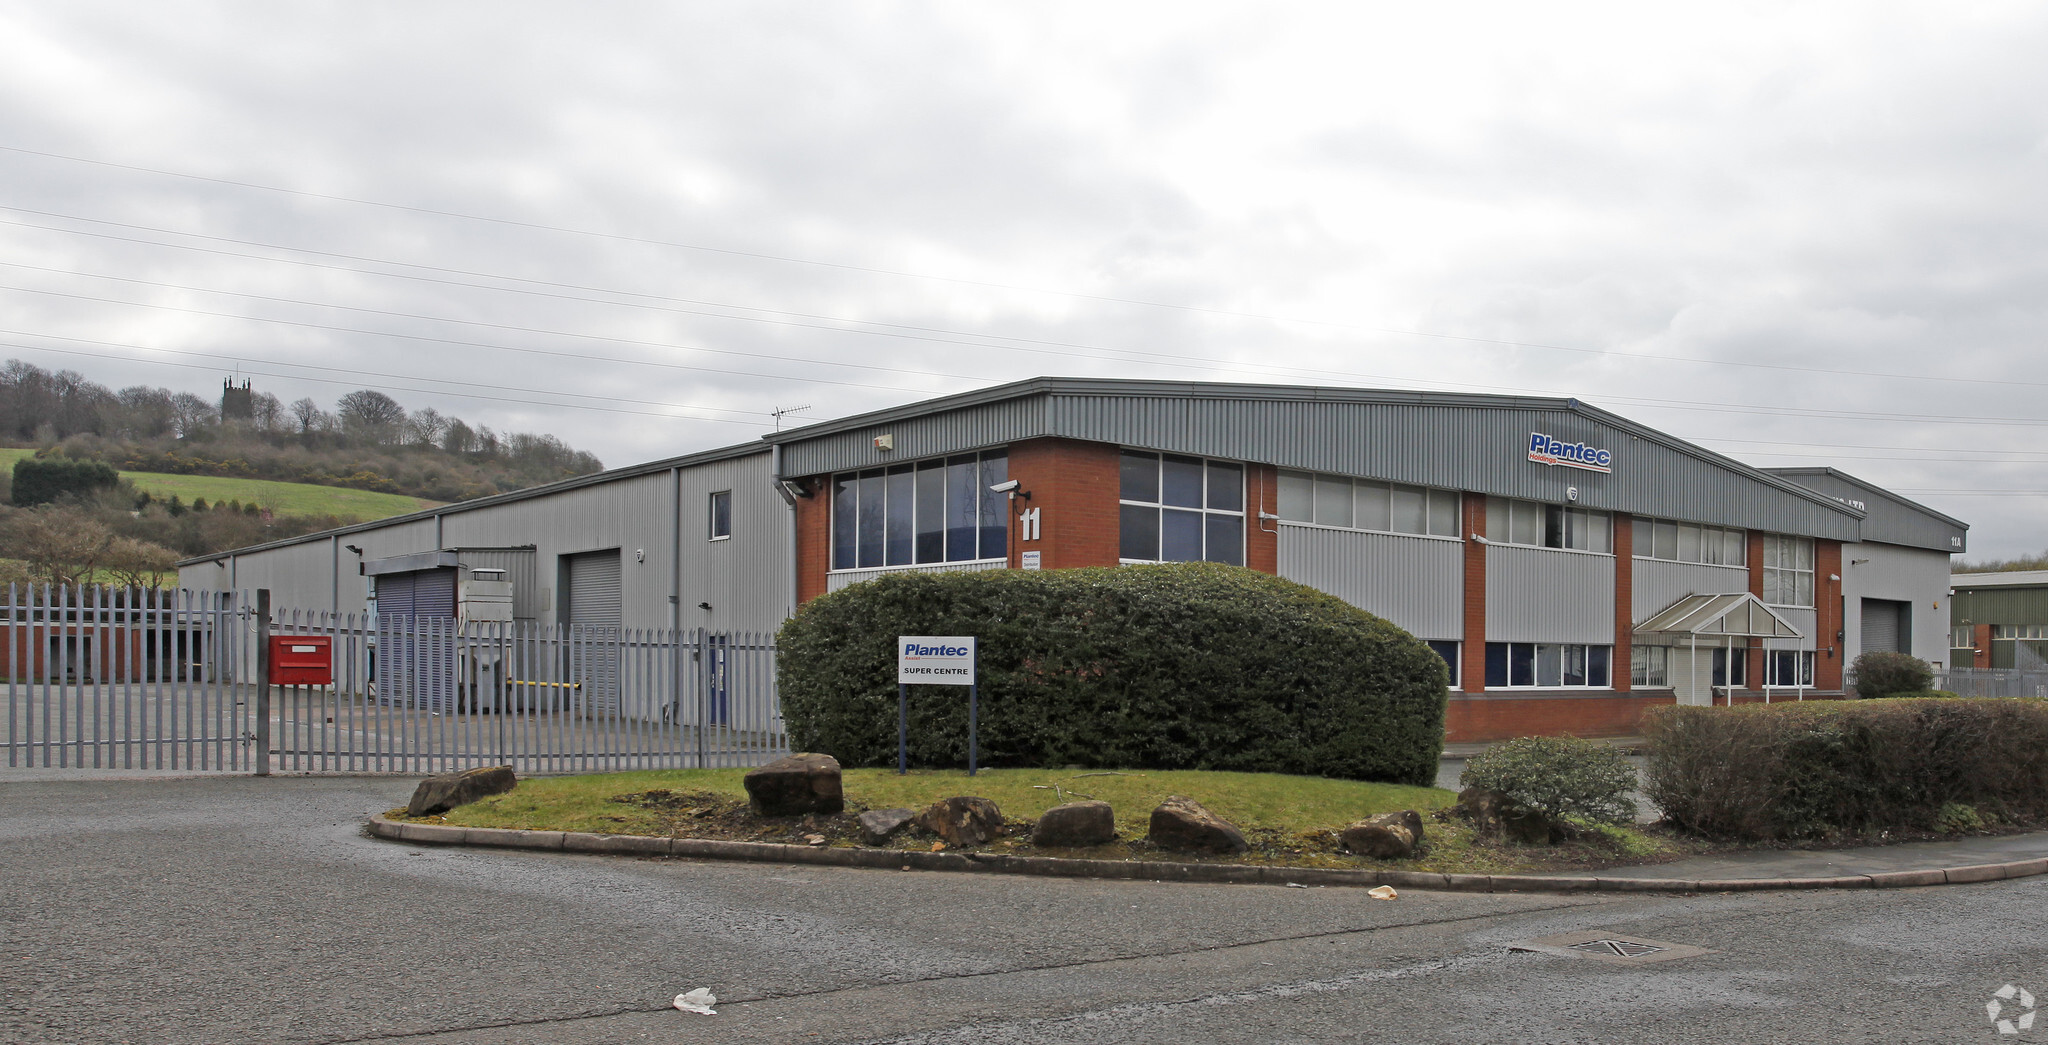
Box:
179, 377, 1967, 741
1949, 571, 2048, 670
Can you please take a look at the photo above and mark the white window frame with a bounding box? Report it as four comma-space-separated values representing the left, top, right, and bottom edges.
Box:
1485, 497, 1612, 553
1761, 535, 1815, 607
1631, 644, 1670, 688
1630, 516, 1747, 566
708, 490, 732, 541
1485, 642, 1614, 689
1275, 470, 1461, 539
1118, 450, 1246, 565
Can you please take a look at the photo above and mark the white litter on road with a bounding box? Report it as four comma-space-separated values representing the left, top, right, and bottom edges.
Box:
1367, 885, 1398, 900
674, 988, 718, 1014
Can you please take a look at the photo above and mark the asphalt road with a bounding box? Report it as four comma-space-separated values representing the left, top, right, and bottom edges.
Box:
4, 774, 2044, 1044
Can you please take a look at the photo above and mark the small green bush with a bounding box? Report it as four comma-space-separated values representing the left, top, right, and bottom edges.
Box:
11, 456, 117, 507
1645, 698, 2048, 840
1458, 735, 1637, 824
1936, 801, 1984, 834
1848, 651, 1933, 699
775, 563, 1448, 785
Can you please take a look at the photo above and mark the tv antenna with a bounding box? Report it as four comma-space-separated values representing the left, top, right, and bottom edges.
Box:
771, 404, 812, 431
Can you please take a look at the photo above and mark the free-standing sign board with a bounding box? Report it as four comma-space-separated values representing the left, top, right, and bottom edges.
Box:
896, 636, 979, 775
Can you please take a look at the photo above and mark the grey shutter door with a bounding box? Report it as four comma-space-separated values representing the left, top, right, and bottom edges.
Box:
377, 569, 458, 710
564, 551, 623, 715
1861, 599, 1901, 655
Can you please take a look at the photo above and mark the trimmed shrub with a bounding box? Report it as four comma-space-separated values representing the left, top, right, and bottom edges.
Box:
775, 562, 1448, 785
1458, 735, 1637, 825
11, 457, 117, 507
1848, 651, 1933, 698
1644, 698, 2048, 839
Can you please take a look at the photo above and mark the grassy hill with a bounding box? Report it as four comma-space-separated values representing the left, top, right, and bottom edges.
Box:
0, 447, 439, 521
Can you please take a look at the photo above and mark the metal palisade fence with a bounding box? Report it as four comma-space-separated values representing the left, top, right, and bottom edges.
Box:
265, 603, 788, 774
3, 584, 250, 770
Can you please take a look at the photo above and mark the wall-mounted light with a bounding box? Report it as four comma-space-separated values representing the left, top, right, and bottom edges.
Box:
345, 544, 362, 555
635, 549, 645, 563
775, 479, 813, 505
698, 601, 713, 611
1850, 558, 1870, 566
1471, 534, 1488, 544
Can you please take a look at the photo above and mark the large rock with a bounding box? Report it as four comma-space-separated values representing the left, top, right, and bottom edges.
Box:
915, 796, 1005, 847
1147, 795, 1247, 855
858, 807, 916, 846
743, 753, 845, 816
1034, 800, 1117, 848
407, 765, 517, 817
1340, 809, 1424, 859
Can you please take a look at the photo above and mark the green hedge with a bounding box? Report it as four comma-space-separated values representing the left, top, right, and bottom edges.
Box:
1644, 698, 2048, 839
11, 457, 117, 507
775, 563, 1448, 785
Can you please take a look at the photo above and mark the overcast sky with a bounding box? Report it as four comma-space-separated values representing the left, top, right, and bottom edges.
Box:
2, 2, 2044, 557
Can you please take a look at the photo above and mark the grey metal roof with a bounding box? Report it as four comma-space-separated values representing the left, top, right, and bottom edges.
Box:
1763, 467, 1968, 554
767, 377, 1876, 540
1951, 570, 2048, 589
175, 440, 769, 567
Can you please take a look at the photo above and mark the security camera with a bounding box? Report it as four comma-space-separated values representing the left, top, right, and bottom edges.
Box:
989, 480, 1020, 494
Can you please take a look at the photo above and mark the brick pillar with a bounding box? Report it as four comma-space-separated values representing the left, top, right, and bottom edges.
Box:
793, 476, 832, 604
1816, 539, 1843, 690
1612, 513, 1632, 692
1461, 493, 1488, 693
1245, 464, 1279, 575
1005, 438, 1121, 569
1746, 531, 1767, 690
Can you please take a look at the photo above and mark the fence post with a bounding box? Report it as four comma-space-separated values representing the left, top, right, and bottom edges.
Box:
254, 589, 272, 777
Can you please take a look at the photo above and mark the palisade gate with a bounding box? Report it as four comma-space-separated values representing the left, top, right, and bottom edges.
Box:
3, 585, 788, 774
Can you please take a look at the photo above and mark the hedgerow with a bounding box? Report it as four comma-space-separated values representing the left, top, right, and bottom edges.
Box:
775, 563, 1447, 785
1643, 698, 2048, 839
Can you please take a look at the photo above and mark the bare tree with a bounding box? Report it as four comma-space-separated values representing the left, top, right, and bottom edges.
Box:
169, 392, 217, 437
406, 406, 448, 447
101, 536, 179, 589
337, 389, 406, 445
3, 507, 116, 587
250, 391, 284, 433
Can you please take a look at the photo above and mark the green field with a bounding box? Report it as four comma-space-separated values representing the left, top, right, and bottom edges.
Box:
0, 447, 438, 520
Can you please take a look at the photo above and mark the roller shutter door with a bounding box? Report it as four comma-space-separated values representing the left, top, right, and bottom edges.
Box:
375, 568, 458, 710
563, 551, 623, 714
1861, 598, 1903, 655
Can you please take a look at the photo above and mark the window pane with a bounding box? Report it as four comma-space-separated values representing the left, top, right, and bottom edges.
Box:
1485, 497, 1508, 541
1763, 571, 1782, 604
1563, 645, 1586, 687
1313, 475, 1352, 527
1678, 524, 1701, 562
1512, 502, 1541, 547
832, 475, 857, 569
1206, 461, 1243, 511
1119, 451, 1158, 503
914, 463, 944, 563
1277, 471, 1313, 521
1427, 640, 1459, 679
710, 490, 731, 539
977, 453, 1008, 560
1796, 572, 1813, 606
1725, 530, 1746, 566
1119, 504, 1159, 561
1161, 455, 1204, 508
1161, 508, 1203, 562
1536, 644, 1563, 687
1391, 485, 1426, 534
1544, 505, 1565, 548
1485, 643, 1508, 688
1589, 646, 1611, 688
1654, 521, 1677, 560
1428, 490, 1459, 536
1204, 513, 1243, 566
1511, 643, 1535, 687
884, 465, 914, 566
945, 456, 979, 561
1356, 482, 1391, 531
1795, 539, 1813, 570
1632, 517, 1652, 557
856, 470, 885, 568
1585, 512, 1611, 553
1764, 537, 1781, 569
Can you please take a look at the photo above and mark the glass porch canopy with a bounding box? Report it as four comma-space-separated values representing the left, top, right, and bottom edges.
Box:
1635, 592, 1804, 639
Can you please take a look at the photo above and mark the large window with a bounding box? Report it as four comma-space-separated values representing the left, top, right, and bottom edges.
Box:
1119, 451, 1244, 565
1275, 471, 1459, 537
1486, 498, 1611, 552
1630, 517, 1745, 566
1485, 642, 1612, 688
1631, 645, 1669, 687
1425, 640, 1459, 684
1765, 649, 1816, 687
1761, 535, 1814, 607
1712, 647, 1747, 687
831, 450, 1008, 570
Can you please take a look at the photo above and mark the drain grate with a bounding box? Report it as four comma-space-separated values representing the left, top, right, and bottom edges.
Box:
1510, 931, 1714, 966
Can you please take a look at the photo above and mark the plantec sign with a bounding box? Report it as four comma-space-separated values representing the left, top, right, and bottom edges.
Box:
897, 636, 977, 685
1527, 432, 1613, 473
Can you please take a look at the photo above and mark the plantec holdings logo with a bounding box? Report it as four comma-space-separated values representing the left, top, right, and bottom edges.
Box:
1528, 432, 1613, 473
897, 635, 977, 685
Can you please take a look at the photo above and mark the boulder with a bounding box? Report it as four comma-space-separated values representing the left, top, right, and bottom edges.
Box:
407, 765, 517, 817
915, 796, 1005, 847
1339, 809, 1424, 859
1034, 800, 1117, 848
1146, 795, 1247, 855
858, 807, 917, 846
743, 753, 845, 817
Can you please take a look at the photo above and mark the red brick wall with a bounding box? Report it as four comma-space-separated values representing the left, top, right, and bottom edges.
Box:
1447, 693, 1674, 742
1612, 512, 1633, 693
1815, 539, 1843, 690
1460, 493, 1488, 694
1006, 438, 1122, 570
1245, 463, 1278, 575
1746, 530, 1767, 688
793, 477, 831, 604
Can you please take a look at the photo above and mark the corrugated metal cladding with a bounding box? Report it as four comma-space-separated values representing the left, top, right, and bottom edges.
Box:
778, 397, 1049, 476
827, 559, 1006, 592
1631, 560, 1752, 626
374, 569, 456, 618
1950, 585, 2048, 626
1766, 470, 1966, 554
455, 549, 540, 620
1275, 525, 1462, 639
1044, 392, 1861, 540
677, 453, 791, 631
1485, 546, 1615, 643
1763, 607, 1818, 651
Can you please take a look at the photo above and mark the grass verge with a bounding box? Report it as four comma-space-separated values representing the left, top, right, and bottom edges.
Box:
419, 767, 1696, 875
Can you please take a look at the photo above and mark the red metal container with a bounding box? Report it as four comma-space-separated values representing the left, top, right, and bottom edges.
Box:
269, 635, 333, 686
